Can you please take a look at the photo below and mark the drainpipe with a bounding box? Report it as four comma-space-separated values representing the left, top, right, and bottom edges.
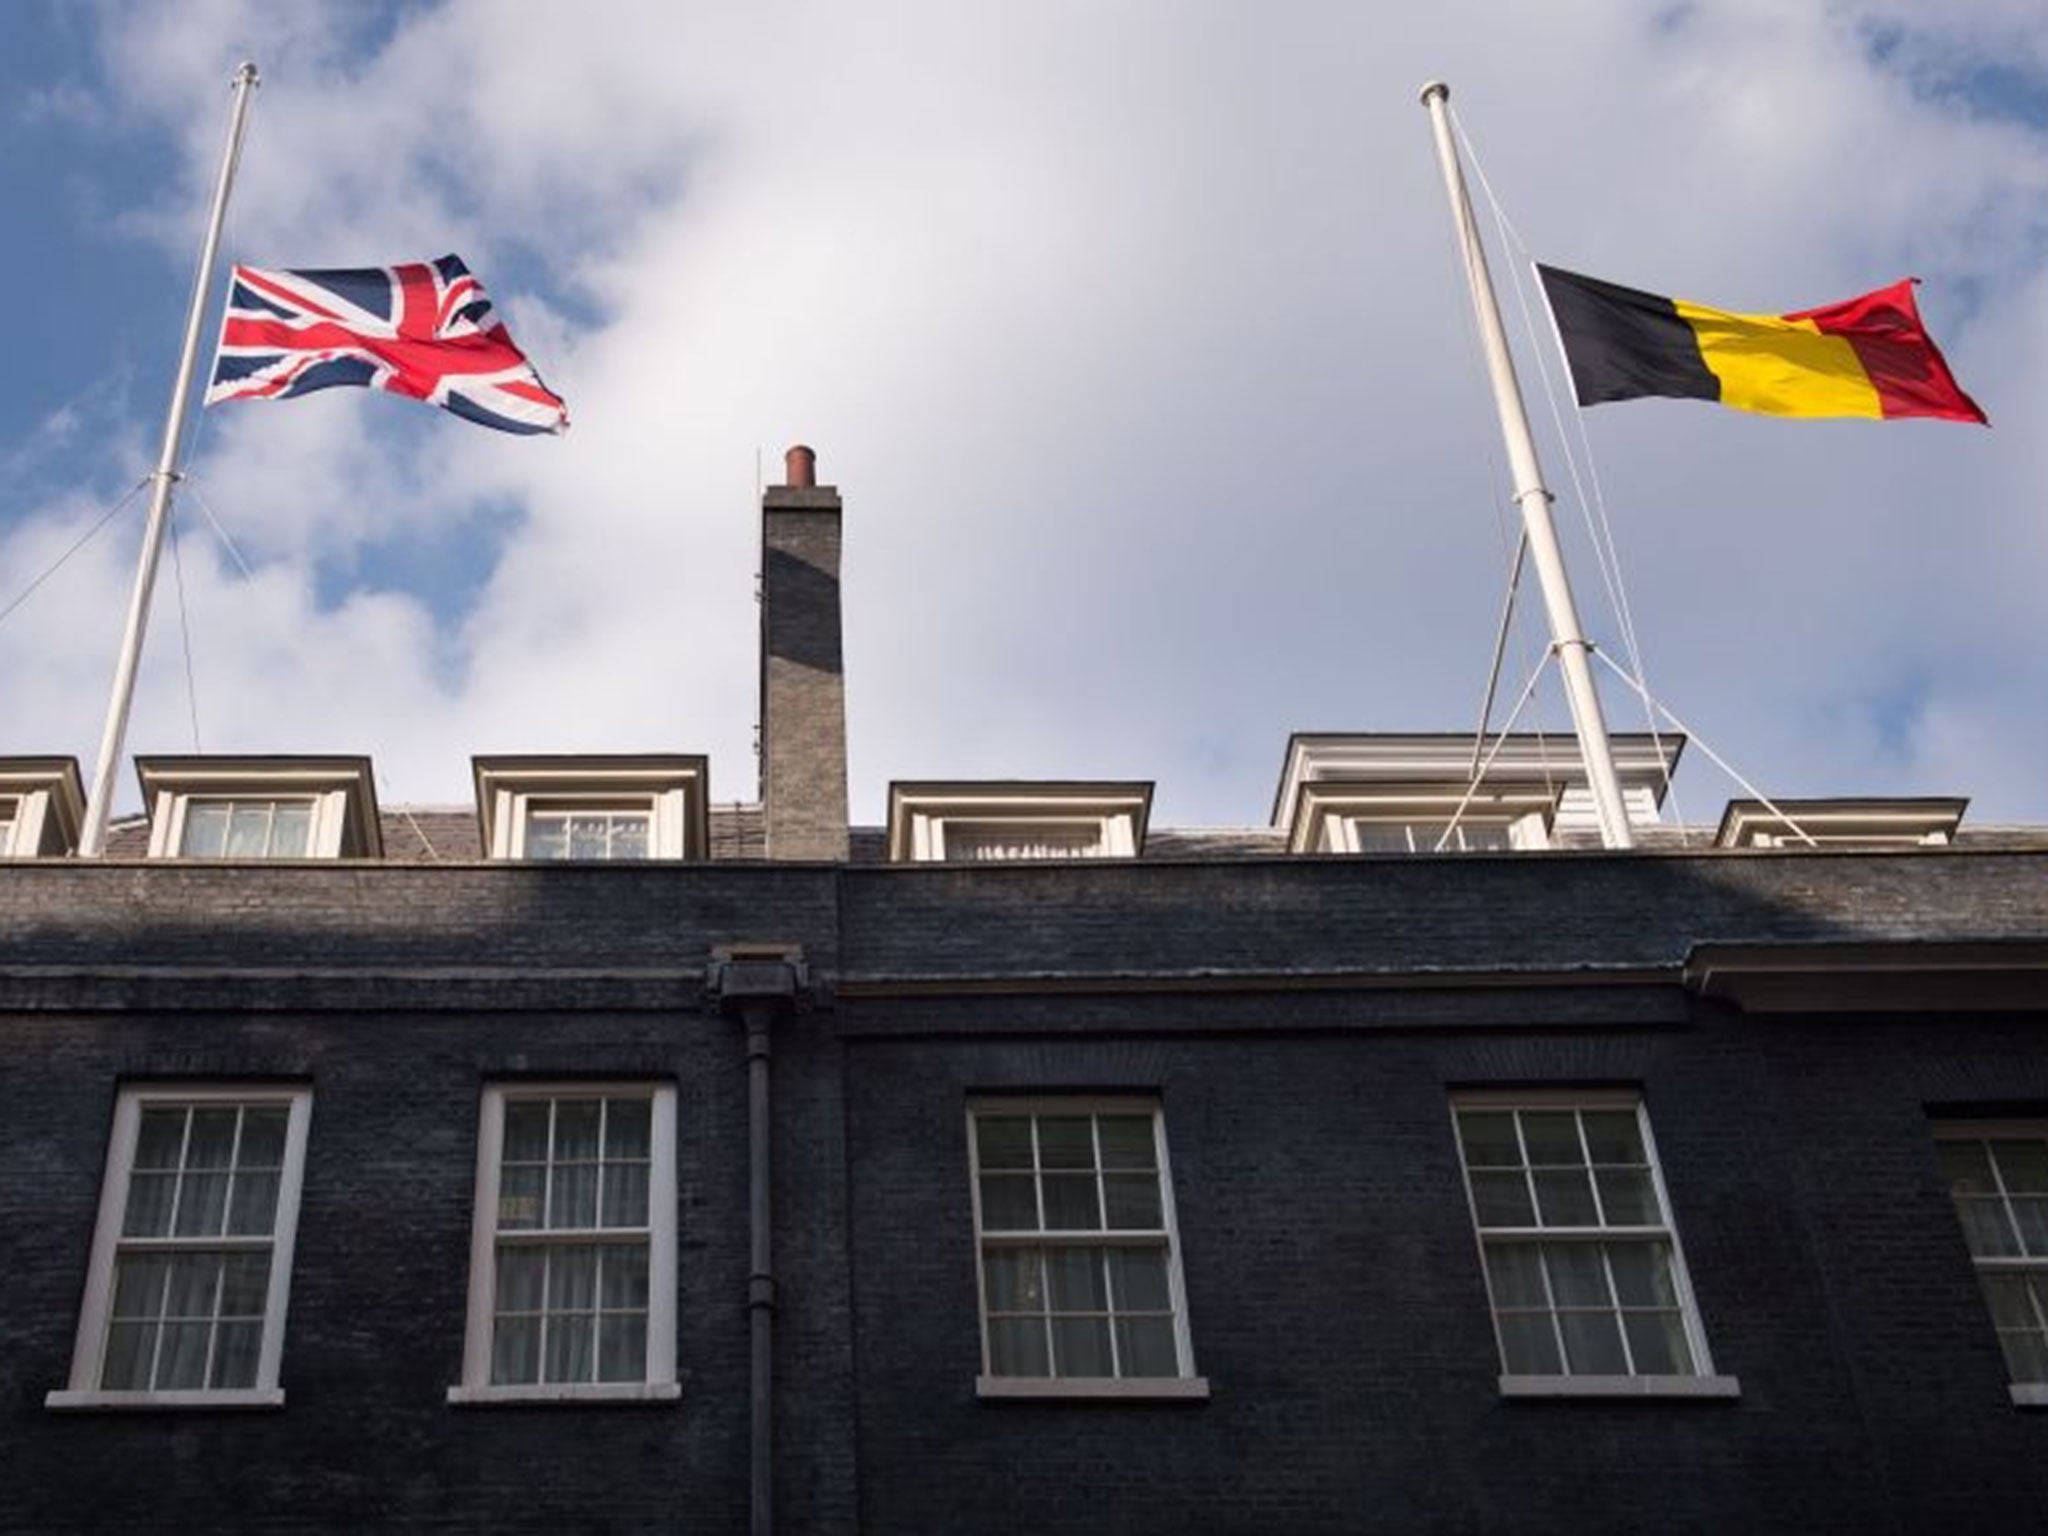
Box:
708, 947, 810, 1536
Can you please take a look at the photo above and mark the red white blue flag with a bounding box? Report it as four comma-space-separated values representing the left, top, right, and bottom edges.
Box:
205, 255, 568, 435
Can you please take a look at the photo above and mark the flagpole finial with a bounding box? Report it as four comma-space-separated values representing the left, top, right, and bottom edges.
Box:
234, 61, 259, 88
1419, 80, 1449, 106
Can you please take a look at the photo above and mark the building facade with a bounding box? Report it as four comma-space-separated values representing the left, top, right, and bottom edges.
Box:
3, 451, 2046, 1533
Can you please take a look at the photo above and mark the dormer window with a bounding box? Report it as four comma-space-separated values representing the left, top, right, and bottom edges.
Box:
1273, 734, 1684, 854
179, 798, 316, 858
0, 758, 85, 858
887, 783, 1152, 864
474, 756, 709, 862
1715, 798, 1967, 850
137, 758, 382, 860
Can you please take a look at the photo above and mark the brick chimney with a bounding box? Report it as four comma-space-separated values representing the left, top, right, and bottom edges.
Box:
759, 445, 849, 860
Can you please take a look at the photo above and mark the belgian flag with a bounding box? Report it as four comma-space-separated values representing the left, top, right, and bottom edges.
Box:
1538, 266, 1986, 424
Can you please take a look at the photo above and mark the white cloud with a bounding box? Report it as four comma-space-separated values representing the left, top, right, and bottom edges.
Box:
4, 0, 2044, 827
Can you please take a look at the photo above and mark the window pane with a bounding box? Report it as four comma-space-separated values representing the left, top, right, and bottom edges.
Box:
975, 1117, 1034, 1171
599, 1243, 648, 1311
1107, 1248, 1171, 1313
1469, 1170, 1535, 1227
979, 1174, 1039, 1232
134, 1109, 188, 1170
492, 1316, 540, 1385
1051, 1316, 1113, 1377
1040, 1174, 1101, 1231
219, 1252, 271, 1316
544, 1313, 595, 1384
1115, 1317, 1180, 1377
1605, 1242, 1679, 1308
1037, 1117, 1095, 1170
1532, 1168, 1599, 1227
156, 1322, 212, 1390
610, 820, 649, 860
186, 1108, 240, 1169
605, 1098, 652, 1160
101, 1322, 156, 1390
112, 1255, 170, 1319
1496, 1313, 1562, 1375
1939, 1140, 1997, 1197
1103, 1172, 1163, 1229
172, 1172, 230, 1237
1979, 1273, 2039, 1330
1520, 1112, 1584, 1167
2011, 1198, 2048, 1257
225, 803, 273, 857
122, 1171, 177, 1238
1097, 1117, 1156, 1170
238, 1109, 289, 1168
213, 1321, 262, 1389
1992, 1140, 2048, 1195
2000, 1330, 2048, 1383
164, 1253, 221, 1318
269, 802, 313, 856
503, 1101, 552, 1163
1045, 1247, 1108, 1312
550, 1165, 599, 1229
1542, 1245, 1612, 1308
1484, 1244, 1548, 1308
1956, 1198, 2021, 1258
180, 803, 229, 856
569, 818, 609, 859
988, 1317, 1050, 1377
1456, 1111, 1521, 1169
497, 1247, 546, 1313
1595, 1168, 1661, 1226
598, 1315, 647, 1382
498, 1165, 546, 1230
601, 1162, 649, 1229
227, 1170, 280, 1236
1558, 1311, 1629, 1375
555, 1101, 602, 1162
1581, 1110, 1645, 1165
524, 819, 568, 860
1622, 1310, 1693, 1375
551, 1246, 599, 1311
984, 1249, 1043, 1314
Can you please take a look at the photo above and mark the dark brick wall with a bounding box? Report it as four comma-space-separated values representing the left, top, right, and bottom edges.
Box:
0, 1002, 859, 1534
840, 996, 2048, 1535
3, 853, 2047, 1531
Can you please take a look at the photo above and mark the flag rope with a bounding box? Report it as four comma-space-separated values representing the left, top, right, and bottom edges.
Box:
0, 476, 151, 632
166, 504, 204, 753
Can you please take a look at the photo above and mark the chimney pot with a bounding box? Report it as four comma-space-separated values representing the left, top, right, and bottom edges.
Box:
783, 445, 816, 489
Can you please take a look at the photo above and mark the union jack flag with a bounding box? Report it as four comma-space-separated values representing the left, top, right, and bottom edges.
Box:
205, 255, 568, 435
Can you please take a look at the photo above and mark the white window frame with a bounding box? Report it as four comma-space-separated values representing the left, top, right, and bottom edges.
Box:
1931, 1119, 2048, 1408
1329, 811, 1545, 854
168, 795, 329, 859
0, 794, 18, 854
929, 817, 1126, 862
1451, 1089, 1738, 1399
505, 796, 681, 861
450, 1082, 679, 1405
0, 760, 86, 857
967, 1095, 1207, 1400
47, 1085, 313, 1411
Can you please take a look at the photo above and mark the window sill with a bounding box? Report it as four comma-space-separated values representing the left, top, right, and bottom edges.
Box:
2010, 1384, 2048, 1408
977, 1375, 1210, 1402
46, 1388, 284, 1412
446, 1381, 681, 1407
1499, 1374, 1740, 1400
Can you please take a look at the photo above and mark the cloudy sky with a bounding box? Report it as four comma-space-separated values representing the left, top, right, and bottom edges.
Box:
2, 1, 2043, 830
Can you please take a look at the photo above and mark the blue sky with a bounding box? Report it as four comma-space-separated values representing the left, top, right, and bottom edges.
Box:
3, 1, 2046, 829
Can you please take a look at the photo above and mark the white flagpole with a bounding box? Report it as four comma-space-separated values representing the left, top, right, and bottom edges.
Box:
1419, 80, 1635, 851
79, 61, 260, 858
